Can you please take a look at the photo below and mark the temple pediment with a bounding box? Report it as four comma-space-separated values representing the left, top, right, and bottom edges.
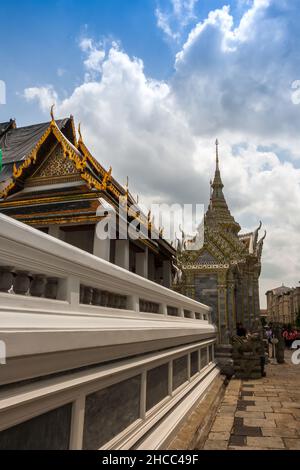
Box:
195, 250, 218, 264
26, 143, 81, 187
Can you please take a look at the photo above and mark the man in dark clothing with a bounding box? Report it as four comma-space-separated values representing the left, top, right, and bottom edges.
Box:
236, 323, 247, 337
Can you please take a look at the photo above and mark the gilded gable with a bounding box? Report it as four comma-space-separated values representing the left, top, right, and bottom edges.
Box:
35, 144, 79, 178
26, 143, 81, 187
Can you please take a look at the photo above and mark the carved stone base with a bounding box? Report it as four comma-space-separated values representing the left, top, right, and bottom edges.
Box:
215, 344, 234, 378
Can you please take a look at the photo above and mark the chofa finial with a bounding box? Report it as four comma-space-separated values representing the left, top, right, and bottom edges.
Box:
124, 176, 129, 195
50, 104, 55, 122
78, 123, 83, 142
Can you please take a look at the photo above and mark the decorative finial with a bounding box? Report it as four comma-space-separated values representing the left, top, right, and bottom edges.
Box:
136, 194, 139, 204
78, 123, 83, 142
50, 104, 55, 122
124, 176, 129, 195
102, 166, 112, 190
215, 138, 219, 168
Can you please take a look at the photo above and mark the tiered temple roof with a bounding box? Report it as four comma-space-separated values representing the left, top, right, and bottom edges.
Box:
0, 111, 175, 262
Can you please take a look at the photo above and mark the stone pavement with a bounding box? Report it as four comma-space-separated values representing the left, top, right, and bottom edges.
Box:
203, 350, 300, 450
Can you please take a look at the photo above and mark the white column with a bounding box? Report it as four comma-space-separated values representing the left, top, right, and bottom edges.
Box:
136, 247, 148, 278
148, 253, 156, 281
115, 240, 130, 270
140, 371, 147, 420
48, 225, 63, 240
69, 395, 85, 450
93, 231, 110, 261
163, 260, 172, 288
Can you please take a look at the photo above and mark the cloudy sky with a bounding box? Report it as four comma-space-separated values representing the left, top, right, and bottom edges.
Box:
1, 0, 300, 306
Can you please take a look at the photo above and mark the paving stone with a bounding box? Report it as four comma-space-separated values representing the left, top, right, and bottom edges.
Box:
266, 402, 283, 408
219, 405, 236, 413
246, 405, 273, 412
234, 417, 243, 426
229, 435, 246, 446
203, 440, 228, 450
233, 426, 262, 437
261, 428, 298, 438
267, 396, 290, 402
246, 437, 285, 449
202, 351, 300, 451
254, 392, 279, 397
253, 396, 268, 402
283, 439, 300, 450
237, 400, 255, 411
280, 402, 300, 408
265, 412, 295, 421
244, 418, 276, 428
211, 419, 234, 432
208, 432, 231, 440
223, 398, 238, 404
235, 411, 264, 419
241, 391, 254, 397
269, 408, 294, 414
228, 446, 265, 450
273, 421, 300, 430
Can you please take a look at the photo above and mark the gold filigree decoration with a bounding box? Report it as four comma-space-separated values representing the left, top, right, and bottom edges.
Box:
102, 166, 112, 190
81, 172, 102, 190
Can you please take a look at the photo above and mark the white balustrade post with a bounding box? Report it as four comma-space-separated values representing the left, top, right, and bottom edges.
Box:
58, 276, 80, 308
93, 234, 110, 262
136, 247, 148, 278
48, 225, 63, 240
159, 304, 168, 316
128, 295, 140, 312
69, 394, 85, 450
115, 240, 130, 270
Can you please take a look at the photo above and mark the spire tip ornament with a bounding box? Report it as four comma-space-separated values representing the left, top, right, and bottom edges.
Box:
78, 123, 83, 143
50, 104, 55, 122
215, 138, 219, 168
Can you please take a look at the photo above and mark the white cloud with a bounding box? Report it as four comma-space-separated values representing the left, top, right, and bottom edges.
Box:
156, 0, 199, 41
23, 85, 58, 113
24, 0, 300, 306
173, 0, 300, 156
79, 37, 106, 80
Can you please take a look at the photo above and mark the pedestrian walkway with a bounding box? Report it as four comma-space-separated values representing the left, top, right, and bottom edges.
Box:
203, 350, 300, 450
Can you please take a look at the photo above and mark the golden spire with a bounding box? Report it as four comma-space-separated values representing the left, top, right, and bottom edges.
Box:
211, 138, 224, 192
205, 140, 241, 234
215, 138, 219, 169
